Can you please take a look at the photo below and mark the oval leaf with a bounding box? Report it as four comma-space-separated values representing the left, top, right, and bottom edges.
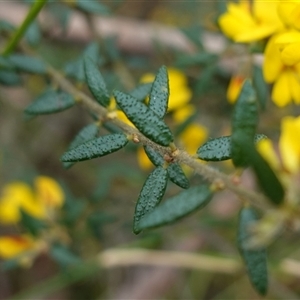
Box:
84, 57, 110, 107
148, 65, 169, 118
239, 137, 285, 205
133, 166, 168, 234
231, 80, 259, 167
60, 133, 128, 162
114, 91, 174, 146
76, 0, 110, 14
238, 206, 268, 296
167, 163, 189, 189
137, 185, 212, 231
197, 134, 267, 162
143, 145, 164, 167
63, 123, 99, 169
8, 54, 46, 74
253, 65, 268, 110
25, 90, 75, 115
0, 70, 22, 86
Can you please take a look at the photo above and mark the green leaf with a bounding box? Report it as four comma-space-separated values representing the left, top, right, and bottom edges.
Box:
25, 90, 75, 115
63, 123, 99, 169
253, 65, 268, 110
0, 70, 22, 86
239, 138, 285, 205
25, 21, 41, 47
84, 57, 110, 107
197, 134, 267, 162
143, 146, 189, 189
114, 91, 174, 146
65, 42, 100, 82
20, 209, 47, 236
133, 166, 168, 234
238, 206, 268, 296
8, 54, 47, 74
137, 185, 212, 231
129, 83, 152, 102
148, 65, 169, 118
60, 133, 128, 162
231, 79, 259, 167
76, 0, 110, 15
167, 163, 189, 189
0, 55, 15, 69
50, 244, 81, 268
143, 145, 164, 167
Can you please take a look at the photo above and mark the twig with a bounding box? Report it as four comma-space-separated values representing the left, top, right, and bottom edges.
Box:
2, 0, 48, 55
98, 248, 241, 274
46, 64, 270, 211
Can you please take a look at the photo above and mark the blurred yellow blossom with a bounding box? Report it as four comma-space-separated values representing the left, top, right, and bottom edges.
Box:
140, 68, 192, 111
226, 75, 246, 104
257, 116, 300, 174
279, 116, 300, 174
263, 34, 300, 107
277, 1, 300, 30
276, 31, 300, 66
137, 147, 154, 171
177, 123, 208, 155
0, 176, 64, 224
218, 0, 283, 43
35, 176, 64, 208
0, 235, 46, 266
108, 98, 135, 127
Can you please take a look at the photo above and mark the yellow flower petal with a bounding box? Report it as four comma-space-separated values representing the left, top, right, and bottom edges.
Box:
291, 4, 300, 30
178, 123, 208, 155
256, 139, 281, 171
0, 182, 44, 224
279, 116, 300, 173
277, 2, 297, 27
281, 42, 300, 66
226, 75, 245, 104
172, 104, 196, 124
235, 24, 281, 43
35, 176, 64, 208
0, 235, 35, 259
140, 68, 192, 112
263, 34, 284, 83
116, 110, 135, 127
137, 147, 154, 171
219, 0, 283, 43
271, 70, 292, 107
277, 1, 300, 29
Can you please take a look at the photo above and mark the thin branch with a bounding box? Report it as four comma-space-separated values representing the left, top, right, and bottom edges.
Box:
46, 65, 270, 211
98, 248, 241, 274
2, 0, 48, 55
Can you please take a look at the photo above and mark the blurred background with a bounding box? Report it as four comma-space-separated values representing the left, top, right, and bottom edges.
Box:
0, 1, 300, 299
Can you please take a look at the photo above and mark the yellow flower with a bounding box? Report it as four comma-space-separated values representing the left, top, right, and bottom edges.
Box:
263, 34, 300, 106
140, 68, 192, 111
177, 123, 208, 155
257, 116, 300, 174
35, 176, 64, 208
0, 176, 64, 224
276, 31, 300, 66
0, 235, 45, 267
218, 0, 283, 43
137, 147, 154, 171
277, 1, 300, 30
279, 116, 300, 174
226, 75, 246, 104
